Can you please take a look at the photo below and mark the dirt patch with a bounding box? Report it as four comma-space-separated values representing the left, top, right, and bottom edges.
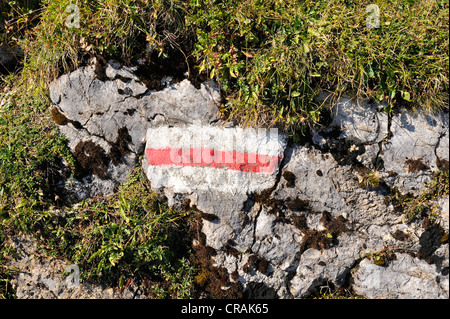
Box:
299, 212, 348, 254
73, 140, 110, 180
405, 158, 429, 173
282, 170, 296, 187
107, 127, 132, 165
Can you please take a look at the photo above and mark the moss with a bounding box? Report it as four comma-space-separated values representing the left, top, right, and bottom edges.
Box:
282, 170, 296, 187
291, 214, 308, 233
200, 212, 219, 222
73, 140, 109, 180
51, 107, 68, 125
391, 229, 409, 241
257, 258, 269, 274
188, 214, 243, 298
373, 256, 386, 266
436, 157, 449, 172
299, 212, 348, 254
405, 158, 430, 173
194, 267, 209, 287
107, 127, 131, 165
286, 197, 311, 212
224, 240, 240, 257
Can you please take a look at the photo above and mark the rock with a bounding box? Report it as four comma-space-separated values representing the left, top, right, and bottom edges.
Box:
6, 235, 146, 299
381, 110, 449, 195
46, 60, 449, 299
352, 253, 448, 299
49, 59, 221, 202
312, 95, 388, 168
142, 124, 286, 197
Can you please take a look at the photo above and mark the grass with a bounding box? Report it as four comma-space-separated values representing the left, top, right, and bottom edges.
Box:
0, 0, 449, 299
3, 0, 448, 128
191, 0, 449, 129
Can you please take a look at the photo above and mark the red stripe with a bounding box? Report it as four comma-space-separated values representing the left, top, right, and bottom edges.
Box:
146, 147, 281, 173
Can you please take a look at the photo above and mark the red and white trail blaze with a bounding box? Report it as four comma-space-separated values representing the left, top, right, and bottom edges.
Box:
146, 147, 282, 173
143, 124, 287, 194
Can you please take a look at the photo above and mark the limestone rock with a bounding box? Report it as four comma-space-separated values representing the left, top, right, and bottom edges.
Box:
352, 253, 448, 299
381, 111, 449, 195
7, 235, 146, 299
46, 60, 449, 299
49, 59, 221, 201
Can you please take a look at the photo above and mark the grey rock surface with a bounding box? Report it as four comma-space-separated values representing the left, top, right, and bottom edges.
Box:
43, 61, 449, 299
7, 235, 146, 299
352, 253, 448, 299
49, 59, 221, 202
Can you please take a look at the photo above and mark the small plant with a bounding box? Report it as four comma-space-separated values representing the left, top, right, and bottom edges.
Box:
358, 170, 380, 189
362, 249, 395, 267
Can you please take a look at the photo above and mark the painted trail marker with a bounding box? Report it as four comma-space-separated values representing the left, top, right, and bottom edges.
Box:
143, 124, 287, 194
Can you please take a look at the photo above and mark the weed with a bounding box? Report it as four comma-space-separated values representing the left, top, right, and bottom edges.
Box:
362, 249, 396, 267
358, 170, 380, 189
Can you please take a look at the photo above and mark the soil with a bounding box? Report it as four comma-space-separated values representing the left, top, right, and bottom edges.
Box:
107, 127, 132, 165
282, 170, 296, 187
405, 158, 430, 173
73, 140, 110, 180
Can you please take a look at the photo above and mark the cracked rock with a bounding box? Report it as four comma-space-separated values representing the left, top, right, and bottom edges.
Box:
46, 60, 449, 299
49, 59, 221, 201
